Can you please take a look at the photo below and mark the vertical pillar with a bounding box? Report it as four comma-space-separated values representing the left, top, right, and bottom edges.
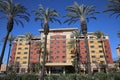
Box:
63, 67, 65, 74
49, 67, 51, 75
83, 68, 85, 75
91, 65, 93, 73
98, 68, 100, 72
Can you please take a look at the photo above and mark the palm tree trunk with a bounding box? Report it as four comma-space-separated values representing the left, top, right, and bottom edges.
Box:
76, 37, 80, 74
0, 31, 10, 69
40, 34, 47, 80
6, 43, 12, 72
28, 42, 31, 73
84, 35, 92, 75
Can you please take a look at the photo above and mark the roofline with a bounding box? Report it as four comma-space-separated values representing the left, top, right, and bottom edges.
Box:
39, 28, 78, 32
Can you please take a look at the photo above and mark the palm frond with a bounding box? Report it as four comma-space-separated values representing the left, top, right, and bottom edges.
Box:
64, 2, 99, 25
104, 0, 120, 18
0, 0, 30, 27
24, 32, 34, 41
94, 31, 105, 39
32, 4, 61, 32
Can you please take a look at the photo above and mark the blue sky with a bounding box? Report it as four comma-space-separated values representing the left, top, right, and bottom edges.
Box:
0, 0, 120, 63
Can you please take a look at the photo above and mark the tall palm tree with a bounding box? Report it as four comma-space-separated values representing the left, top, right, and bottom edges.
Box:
24, 32, 34, 73
94, 31, 108, 73
6, 34, 15, 72
0, 0, 30, 68
104, 0, 120, 18
64, 2, 99, 75
32, 5, 61, 80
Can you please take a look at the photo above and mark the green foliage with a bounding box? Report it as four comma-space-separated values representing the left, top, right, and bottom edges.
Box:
93, 72, 108, 80
0, 72, 120, 80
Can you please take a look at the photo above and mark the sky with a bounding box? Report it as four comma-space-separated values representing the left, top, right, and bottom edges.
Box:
0, 0, 120, 64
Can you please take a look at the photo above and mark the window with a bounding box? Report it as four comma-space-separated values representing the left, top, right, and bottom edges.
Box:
71, 56, 75, 58
57, 51, 60, 53
63, 41, 66, 43
62, 56, 66, 58
16, 57, 20, 59
90, 41, 94, 43
19, 39, 23, 41
57, 41, 59, 44
50, 36, 53, 39
99, 46, 102, 48
56, 56, 59, 58
63, 36, 66, 39
98, 41, 102, 43
24, 52, 28, 54
50, 56, 53, 59
57, 46, 60, 48
63, 61, 66, 63
90, 36, 94, 39
99, 50, 103, 53
63, 46, 66, 48
91, 50, 95, 53
70, 35, 74, 38
50, 46, 53, 48
50, 51, 53, 53
90, 46, 94, 48
19, 43, 22, 45
50, 41, 53, 44
100, 61, 105, 64
63, 51, 66, 53
25, 43, 28, 45
23, 57, 27, 59
92, 61, 96, 63
18, 48, 21, 50
25, 47, 28, 50
92, 56, 96, 58
17, 52, 21, 54
23, 61, 27, 64
56, 37, 59, 39
100, 55, 104, 58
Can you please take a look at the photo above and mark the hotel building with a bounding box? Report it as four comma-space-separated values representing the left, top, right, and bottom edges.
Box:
10, 28, 113, 74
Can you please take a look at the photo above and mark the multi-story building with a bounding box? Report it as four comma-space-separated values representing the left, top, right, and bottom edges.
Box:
116, 44, 120, 60
10, 28, 113, 74
10, 35, 41, 73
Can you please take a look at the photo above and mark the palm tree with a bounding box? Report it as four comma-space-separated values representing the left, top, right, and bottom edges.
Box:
36, 41, 42, 63
6, 35, 15, 72
24, 32, 34, 73
68, 30, 81, 74
104, 0, 120, 18
34, 62, 42, 73
64, 2, 99, 75
32, 5, 61, 80
94, 31, 108, 73
0, 0, 30, 68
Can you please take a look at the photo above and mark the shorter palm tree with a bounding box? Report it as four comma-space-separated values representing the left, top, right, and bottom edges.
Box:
24, 32, 34, 73
94, 31, 108, 73
6, 35, 15, 72
68, 30, 81, 73
36, 41, 42, 63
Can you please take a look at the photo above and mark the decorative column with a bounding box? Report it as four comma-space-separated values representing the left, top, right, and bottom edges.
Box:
49, 67, 51, 75
63, 67, 65, 74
